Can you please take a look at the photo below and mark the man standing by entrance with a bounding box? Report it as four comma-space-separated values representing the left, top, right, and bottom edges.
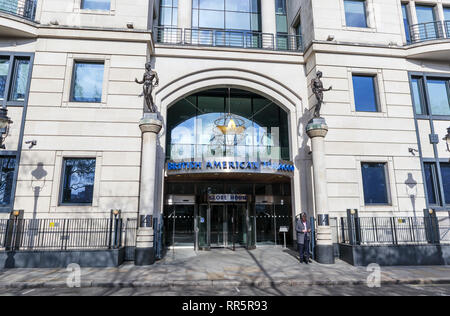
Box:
296, 213, 312, 264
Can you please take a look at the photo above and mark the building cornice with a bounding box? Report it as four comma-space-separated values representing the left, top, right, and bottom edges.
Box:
304, 40, 450, 63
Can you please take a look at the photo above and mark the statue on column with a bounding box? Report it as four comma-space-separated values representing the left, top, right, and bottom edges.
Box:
311, 71, 332, 118
135, 62, 159, 113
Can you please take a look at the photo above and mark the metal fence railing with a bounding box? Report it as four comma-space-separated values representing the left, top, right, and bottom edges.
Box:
0, 0, 37, 21
155, 27, 303, 52
154, 26, 183, 45
0, 217, 138, 252
445, 20, 450, 39
276, 34, 303, 51
410, 21, 445, 44
340, 216, 450, 246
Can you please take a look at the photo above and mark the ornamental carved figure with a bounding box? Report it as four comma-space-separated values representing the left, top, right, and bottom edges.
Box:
135, 62, 159, 113
311, 71, 332, 118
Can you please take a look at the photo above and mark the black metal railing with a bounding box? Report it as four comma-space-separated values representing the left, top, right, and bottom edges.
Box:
445, 20, 450, 38
0, 217, 138, 252
340, 216, 450, 246
154, 26, 183, 45
410, 21, 445, 44
184, 28, 275, 50
155, 26, 303, 52
0, 0, 37, 21
276, 34, 303, 51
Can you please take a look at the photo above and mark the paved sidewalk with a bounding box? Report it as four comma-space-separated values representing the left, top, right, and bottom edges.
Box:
0, 247, 449, 289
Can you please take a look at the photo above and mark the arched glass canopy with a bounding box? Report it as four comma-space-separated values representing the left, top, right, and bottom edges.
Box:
166, 88, 290, 161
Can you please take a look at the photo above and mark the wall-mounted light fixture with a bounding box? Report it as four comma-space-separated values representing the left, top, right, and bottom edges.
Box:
443, 127, 450, 153
0, 108, 13, 149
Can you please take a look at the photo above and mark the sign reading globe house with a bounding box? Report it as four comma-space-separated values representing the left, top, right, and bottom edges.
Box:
166, 159, 295, 177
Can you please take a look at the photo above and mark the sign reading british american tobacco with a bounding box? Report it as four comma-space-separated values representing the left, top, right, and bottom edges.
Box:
166, 160, 295, 175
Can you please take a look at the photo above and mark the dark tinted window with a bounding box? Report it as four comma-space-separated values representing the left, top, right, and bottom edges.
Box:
0, 156, 16, 206
61, 159, 96, 204
361, 162, 389, 204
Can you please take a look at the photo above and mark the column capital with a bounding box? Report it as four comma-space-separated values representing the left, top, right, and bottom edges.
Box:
306, 117, 328, 139
139, 113, 163, 134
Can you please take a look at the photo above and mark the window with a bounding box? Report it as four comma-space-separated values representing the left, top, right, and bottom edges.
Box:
424, 162, 440, 205
442, 163, 450, 205
427, 79, 450, 116
344, 0, 367, 28
0, 156, 16, 206
0, 56, 30, 104
424, 162, 450, 206
71, 62, 104, 103
415, 5, 439, 40
81, 0, 110, 10
61, 158, 96, 205
9, 58, 30, 102
361, 162, 389, 205
159, 0, 178, 26
411, 76, 427, 115
401, 3, 411, 44
352, 75, 378, 112
192, 0, 261, 31
445, 7, 450, 20
0, 57, 9, 100
445, 8, 450, 37
410, 76, 450, 116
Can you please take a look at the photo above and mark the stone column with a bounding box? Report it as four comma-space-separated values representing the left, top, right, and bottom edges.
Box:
261, 0, 277, 48
177, 0, 192, 30
306, 117, 335, 264
135, 113, 163, 266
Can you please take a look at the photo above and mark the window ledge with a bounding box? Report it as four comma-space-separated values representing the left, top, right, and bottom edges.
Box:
342, 26, 377, 33
77, 9, 115, 16
351, 111, 387, 118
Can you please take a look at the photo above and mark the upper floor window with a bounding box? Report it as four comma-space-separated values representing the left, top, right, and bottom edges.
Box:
415, 5, 436, 24
192, 0, 261, 31
0, 156, 16, 207
411, 76, 450, 116
344, 0, 368, 28
401, 3, 411, 44
81, 0, 111, 11
352, 75, 379, 112
0, 55, 31, 105
61, 158, 96, 205
361, 162, 390, 205
0, 57, 8, 101
159, 0, 178, 27
71, 61, 104, 103
275, 0, 288, 34
445, 7, 450, 20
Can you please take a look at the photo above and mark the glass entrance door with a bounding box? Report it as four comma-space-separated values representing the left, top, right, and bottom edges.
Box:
163, 205, 195, 248
211, 205, 226, 248
202, 203, 251, 250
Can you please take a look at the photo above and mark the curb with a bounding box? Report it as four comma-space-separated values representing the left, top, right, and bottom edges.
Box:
1, 278, 450, 289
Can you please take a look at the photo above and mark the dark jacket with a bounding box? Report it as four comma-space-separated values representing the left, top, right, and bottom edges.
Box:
296, 219, 311, 245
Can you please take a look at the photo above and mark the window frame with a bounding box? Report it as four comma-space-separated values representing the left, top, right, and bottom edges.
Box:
69, 60, 106, 104
0, 155, 17, 208
59, 157, 97, 206
80, 0, 111, 11
360, 161, 391, 206
343, 0, 368, 28
409, 73, 450, 120
351, 73, 380, 113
